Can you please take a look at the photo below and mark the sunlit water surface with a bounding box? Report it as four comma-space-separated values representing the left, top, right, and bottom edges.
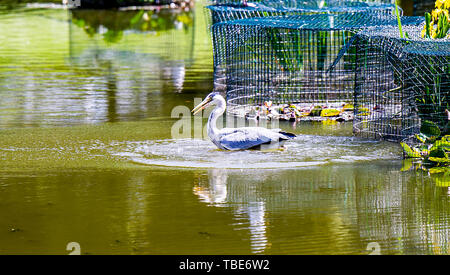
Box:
111, 135, 400, 169
0, 1, 449, 255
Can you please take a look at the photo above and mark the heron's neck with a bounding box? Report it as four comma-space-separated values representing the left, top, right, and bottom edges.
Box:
207, 99, 226, 139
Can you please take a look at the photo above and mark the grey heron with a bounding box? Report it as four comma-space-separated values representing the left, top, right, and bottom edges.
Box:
192, 92, 296, 150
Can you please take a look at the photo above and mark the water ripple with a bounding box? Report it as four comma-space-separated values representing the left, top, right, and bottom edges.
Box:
109, 135, 401, 169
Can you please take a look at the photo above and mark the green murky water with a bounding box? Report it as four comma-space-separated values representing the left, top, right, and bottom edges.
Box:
0, 1, 449, 255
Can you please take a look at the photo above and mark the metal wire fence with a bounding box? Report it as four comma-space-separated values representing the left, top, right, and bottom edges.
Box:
353, 26, 450, 141
212, 14, 424, 119
207, 0, 396, 7
207, 0, 400, 25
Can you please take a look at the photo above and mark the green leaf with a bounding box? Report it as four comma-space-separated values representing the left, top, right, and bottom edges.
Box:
130, 10, 145, 26
420, 120, 441, 138
395, 1, 404, 38
429, 167, 450, 174
400, 142, 422, 158
415, 133, 427, 143
401, 159, 414, 171
428, 157, 450, 164
429, 147, 448, 159
425, 12, 432, 38
432, 140, 450, 152
342, 103, 354, 111
320, 109, 341, 117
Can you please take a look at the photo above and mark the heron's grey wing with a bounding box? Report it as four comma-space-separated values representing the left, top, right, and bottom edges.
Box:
219, 129, 274, 150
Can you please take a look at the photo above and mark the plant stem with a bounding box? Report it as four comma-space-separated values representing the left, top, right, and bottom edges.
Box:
395, 0, 403, 38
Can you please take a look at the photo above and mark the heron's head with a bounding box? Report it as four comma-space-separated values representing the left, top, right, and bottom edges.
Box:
191, 92, 224, 115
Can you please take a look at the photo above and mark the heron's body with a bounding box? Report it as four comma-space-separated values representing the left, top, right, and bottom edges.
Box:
193, 93, 296, 151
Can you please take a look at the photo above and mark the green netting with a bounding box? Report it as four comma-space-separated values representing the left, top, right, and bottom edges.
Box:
353, 26, 450, 141
211, 14, 424, 119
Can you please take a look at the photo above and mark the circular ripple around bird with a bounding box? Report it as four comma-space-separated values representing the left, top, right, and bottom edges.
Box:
109, 135, 401, 169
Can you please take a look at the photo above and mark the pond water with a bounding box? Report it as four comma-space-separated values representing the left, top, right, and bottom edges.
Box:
0, 1, 449, 255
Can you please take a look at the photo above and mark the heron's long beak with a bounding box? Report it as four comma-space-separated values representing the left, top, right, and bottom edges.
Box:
192, 98, 211, 115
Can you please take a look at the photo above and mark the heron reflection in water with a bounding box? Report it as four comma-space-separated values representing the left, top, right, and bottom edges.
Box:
194, 169, 268, 254
192, 92, 296, 150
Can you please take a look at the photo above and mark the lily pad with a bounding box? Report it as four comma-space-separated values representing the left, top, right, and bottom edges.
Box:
342, 103, 354, 111
320, 109, 341, 117
357, 107, 370, 116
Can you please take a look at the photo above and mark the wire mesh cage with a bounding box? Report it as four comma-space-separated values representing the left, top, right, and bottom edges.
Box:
207, 0, 396, 7
207, 0, 400, 25
203, 0, 401, 64
353, 26, 450, 141
212, 14, 424, 120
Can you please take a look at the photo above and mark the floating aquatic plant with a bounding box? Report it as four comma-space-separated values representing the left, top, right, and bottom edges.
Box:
401, 120, 450, 168
402, 138, 450, 186
245, 101, 354, 122
320, 108, 341, 117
